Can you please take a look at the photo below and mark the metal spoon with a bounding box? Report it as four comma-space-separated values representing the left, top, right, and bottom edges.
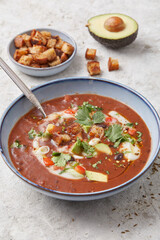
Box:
0, 58, 46, 118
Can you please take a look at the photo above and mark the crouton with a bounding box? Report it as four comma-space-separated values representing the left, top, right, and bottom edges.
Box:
18, 55, 33, 66
31, 31, 47, 46
13, 47, 29, 61
41, 31, 52, 40
33, 54, 48, 64
87, 61, 101, 76
108, 57, 119, 71
85, 48, 96, 60
31, 29, 36, 38
22, 34, 32, 47
55, 37, 64, 50
46, 124, 55, 133
41, 48, 56, 62
14, 35, 25, 48
67, 122, 81, 135
61, 42, 74, 55
49, 56, 61, 67
47, 38, 57, 48
54, 134, 71, 145
61, 53, 68, 63
28, 45, 46, 54
89, 125, 104, 138
55, 49, 63, 57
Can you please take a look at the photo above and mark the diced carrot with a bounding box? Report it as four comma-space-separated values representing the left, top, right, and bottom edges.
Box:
105, 117, 117, 124
75, 165, 86, 175
128, 128, 136, 135
64, 109, 76, 114
43, 157, 54, 167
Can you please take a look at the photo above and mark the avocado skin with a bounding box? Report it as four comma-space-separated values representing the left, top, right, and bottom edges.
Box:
88, 28, 138, 48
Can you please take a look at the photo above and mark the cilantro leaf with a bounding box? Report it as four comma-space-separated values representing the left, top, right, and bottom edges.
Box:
81, 141, 95, 157
75, 106, 93, 126
92, 111, 105, 124
78, 102, 102, 112
105, 124, 136, 148
52, 153, 71, 167
105, 124, 123, 142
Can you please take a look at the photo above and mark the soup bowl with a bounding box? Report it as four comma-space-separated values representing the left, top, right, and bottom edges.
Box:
0, 77, 160, 201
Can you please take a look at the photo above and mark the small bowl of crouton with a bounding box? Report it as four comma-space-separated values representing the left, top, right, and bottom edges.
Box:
8, 28, 77, 77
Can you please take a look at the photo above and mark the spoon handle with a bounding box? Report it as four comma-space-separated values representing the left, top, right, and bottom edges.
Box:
0, 58, 46, 118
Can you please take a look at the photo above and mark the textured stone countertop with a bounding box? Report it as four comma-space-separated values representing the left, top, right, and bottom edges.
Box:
0, 0, 160, 239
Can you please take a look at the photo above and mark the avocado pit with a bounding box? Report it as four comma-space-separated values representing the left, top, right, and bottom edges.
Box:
104, 16, 125, 32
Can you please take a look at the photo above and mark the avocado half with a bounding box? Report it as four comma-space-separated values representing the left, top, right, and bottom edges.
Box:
87, 13, 138, 48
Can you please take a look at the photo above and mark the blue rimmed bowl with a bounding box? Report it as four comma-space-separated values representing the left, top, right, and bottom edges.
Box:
0, 77, 160, 201
7, 28, 77, 77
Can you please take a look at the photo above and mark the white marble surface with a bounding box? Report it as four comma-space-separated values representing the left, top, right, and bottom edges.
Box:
0, 0, 160, 239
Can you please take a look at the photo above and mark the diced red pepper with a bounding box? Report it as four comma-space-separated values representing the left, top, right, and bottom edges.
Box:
105, 117, 117, 124
64, 108, 76, 114
128, 128, 136, 135
43, 157, 54, 167
75, 165, 86, 175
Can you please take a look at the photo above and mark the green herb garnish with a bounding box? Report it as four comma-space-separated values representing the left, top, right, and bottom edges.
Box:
76, 102, 104, 126
126, 123, 134, 127
105, 124, 136, 148
10, 140, 23, 148
135, 122, 138, 126
28, 129, 37, 139
137, 131, 142, 142
92, 160, 102, 169
52, 153, 71, 167
106, 170, 110, 174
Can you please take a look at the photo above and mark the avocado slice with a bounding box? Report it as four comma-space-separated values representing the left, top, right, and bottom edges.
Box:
71, 141, 83, 155
82, 125, 91, 133
95, 143, 112, 155
87, 13, 138, 48
86, 170, 108, 182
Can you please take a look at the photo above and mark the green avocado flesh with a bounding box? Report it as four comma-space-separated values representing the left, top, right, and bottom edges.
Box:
87, 13, 138, 48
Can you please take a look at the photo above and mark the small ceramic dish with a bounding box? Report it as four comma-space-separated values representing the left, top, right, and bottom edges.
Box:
0, 77, 160, 201
7, 28, 77, 77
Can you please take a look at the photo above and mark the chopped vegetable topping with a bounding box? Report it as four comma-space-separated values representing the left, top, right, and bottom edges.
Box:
10, 140, 23, 148
52, 153, 71, 167
28, 128, 37, 139
126, 123, 133, 127
92, 160, 102, 169
137, 131, 142, 142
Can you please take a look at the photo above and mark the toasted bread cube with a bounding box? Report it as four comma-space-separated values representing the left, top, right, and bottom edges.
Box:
31, 29, 36, 37
33, 54, 48, 64
49, 56, 61, 67
61, 42, 74, 55
41, 31, 52, 40
61, 53, 68, 63
46, 124, 55, 133
18, 55, 33, 66
85, 48, 96, 60
22, 34, 32, 47
108, 57, 119, 71
14, 35, 25, 48
41, 48, 56, 62
55, 37, 64, 50
29, 45, 47, 54
31, 31, 47, 46
14, 47, 29, 61
87, 61, 101, 76
55, 49, 63, 57
47, 38, 57, 48
30, 63, 41, 68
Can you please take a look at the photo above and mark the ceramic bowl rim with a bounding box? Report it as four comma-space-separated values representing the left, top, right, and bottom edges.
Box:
0, 77, 160, 197
7, 28, 77, 71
